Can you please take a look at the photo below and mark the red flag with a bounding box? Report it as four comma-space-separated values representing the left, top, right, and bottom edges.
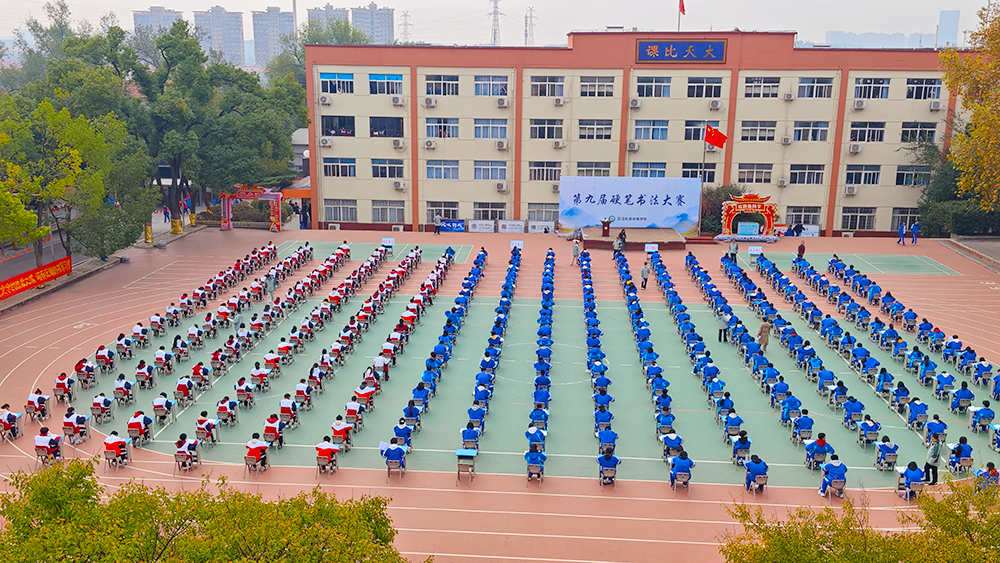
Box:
705, 124, 727, 148
679, 0, 686, 15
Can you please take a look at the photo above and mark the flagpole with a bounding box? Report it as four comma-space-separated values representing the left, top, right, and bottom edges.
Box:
677, 9, 681, 32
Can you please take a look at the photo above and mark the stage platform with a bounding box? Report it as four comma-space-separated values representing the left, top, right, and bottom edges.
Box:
579, 227, 689, 251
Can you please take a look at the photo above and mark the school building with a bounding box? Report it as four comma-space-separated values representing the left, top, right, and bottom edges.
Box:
304, 30, 959, 235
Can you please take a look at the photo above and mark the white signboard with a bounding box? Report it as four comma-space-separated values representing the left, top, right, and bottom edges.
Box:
558, 176, 702, 236
381, 237, 395, 247
468, 220, 496, 233
510, 240, 524, 249
644, 243, 659, 253
498, 220, 526, 233
528, 221, 556, 233
748, 245, 763, 256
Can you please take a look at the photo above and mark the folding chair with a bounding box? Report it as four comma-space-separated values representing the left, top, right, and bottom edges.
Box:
244, 455, 262, 479
103, 449, 125, 474
751, 474, 769, 499
902, 481, 924, 505
34, 446, 58, 471
826, 479, 846, 504
673, 472, 691, 497
128, 428, 145, 449
526, 464, 543, 487
600, 467, 617, 491
386, 459, 404, 483
263, 431, 281, 449
173, 452, 196, 476
463, 439, 478, 450
316, 454, 337, 478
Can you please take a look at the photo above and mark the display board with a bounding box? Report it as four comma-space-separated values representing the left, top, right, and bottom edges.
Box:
558, 176, 701, 235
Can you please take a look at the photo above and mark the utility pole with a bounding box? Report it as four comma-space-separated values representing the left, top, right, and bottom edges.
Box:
400, 11, 412, 43
526, 7, 535, 46
489, 0, 503, 46
292, 0, 297, 29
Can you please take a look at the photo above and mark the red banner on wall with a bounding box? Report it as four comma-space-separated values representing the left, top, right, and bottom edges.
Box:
0, 257, 72, 301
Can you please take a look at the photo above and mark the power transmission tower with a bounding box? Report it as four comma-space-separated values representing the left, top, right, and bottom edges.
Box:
489, 0, 503, 46
399, 11, 412, 43
526, 7, 535, 46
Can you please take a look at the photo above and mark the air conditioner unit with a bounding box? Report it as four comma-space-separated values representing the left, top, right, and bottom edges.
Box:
391, 224, 405, 232
848, 143, 862, 155
392, 181, 406, 192
326, 223, 341, 230
551, 184, 560, 193
844, 185, 859, 196
424, 97, 437, 108
853, 99, 867, 110
709, 99, 722, 111
495, 140, 509, 151
706, 144, 718, 152
929, 100, 944, 112
629, 97, 641, 109
777, 178, 788, 187
553, 97, 566, 107
553, 140, 566, 149
391, 95, 405, 107
319, 95, 332, 106
497, 97, 510, 108
424, 139, 437, 149
784, 92, 796, 101
319, 137, 333, 147
391, 139, 406, 149
496, 182, 508, 193
781, 136, 793, 145
841, 231, 854, 238
626, 141, 640, 152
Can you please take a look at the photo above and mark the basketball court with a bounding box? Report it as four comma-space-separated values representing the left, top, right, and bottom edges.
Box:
1, 229, 998, 562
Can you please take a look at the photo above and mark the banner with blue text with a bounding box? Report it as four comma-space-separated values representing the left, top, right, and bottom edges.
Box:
558, 176, 701, 235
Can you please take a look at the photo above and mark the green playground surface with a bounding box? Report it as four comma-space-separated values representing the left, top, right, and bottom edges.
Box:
736, 252, 960, 276
78, 240, 997, 490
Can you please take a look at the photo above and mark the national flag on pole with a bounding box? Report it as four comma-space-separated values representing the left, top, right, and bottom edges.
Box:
679, 0, 686, 15
705, 124, 727, 148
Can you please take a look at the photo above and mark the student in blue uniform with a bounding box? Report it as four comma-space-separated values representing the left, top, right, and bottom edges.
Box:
819, 454, 849, 497
744, 454, 768, 493
670, 450, 696, 488
597, 447, 621, 484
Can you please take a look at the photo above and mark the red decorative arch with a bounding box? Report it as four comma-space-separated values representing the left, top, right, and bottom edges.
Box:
721, 193, 777, 236
220, 185, 284, 232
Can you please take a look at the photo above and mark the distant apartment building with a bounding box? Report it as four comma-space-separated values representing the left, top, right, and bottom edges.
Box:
352, 2, 394, 45
194, 6, 245, 66
132, 6, 183, 32
938, 10, 960, 47
252, 7, 295, 67
824, 31, 936, 49
308, 3, 350, 25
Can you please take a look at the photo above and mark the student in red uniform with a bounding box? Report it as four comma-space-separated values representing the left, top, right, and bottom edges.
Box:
246, 432, 269, 469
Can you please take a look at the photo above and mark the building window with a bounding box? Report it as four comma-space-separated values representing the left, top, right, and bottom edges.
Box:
687, 77, 723, 98
426, 117, 459, 138
682, 162, 716, 183
896, 165, 932, 186
738, 163, 773, 183
841, 207, 877, 231
371, 200, 405, 223
632, 162, 667, 178
321, 116, 355, 137
369, 74, 403, 95
474, 118, 507, 139
323, 198, 357, 222
634, 120, 668, 140
849, 122, 885, 143
637, 76, 670, 98
473, 202, 506, 220
426, 201, 459, 222
744, 77, 780, 98
901, 122, 937, 143
577, 162, 611, 177
684, 120, 720, 141
579, 119, 613, 140
322, 158, 356, 177
854, 78, 890, 99
426, 160, 460, 180
370, 116, 404, 138
371, 158, 404, 178
474, 75, 508, 96
528, 161, 561, 181
320, 73, 354, 94
789, 164, 824, 184
797, 77, 833, 98
793, 121, 829, 142
786, 206, 822, 225
530, 76, 564, 97
527, 203, 559, 221
891, 207, 920, 231
530, 119, 563, 139
740, 121, 776, 141
845, 165, 881, 185
906, 78, 941, 100
426, 74, 459, 96
581, 76, 615, 97
474, 160, 507, 180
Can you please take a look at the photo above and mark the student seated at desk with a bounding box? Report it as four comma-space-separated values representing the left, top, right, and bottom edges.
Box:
175, 433, 199, 468
525, 443, 547, 477
670, 450, 695, 488
769, 377, 789, 408
806, 433, 835, 467
949, 437, 973, 472
34, 427, 61, 457
393, 418, 413, 447
819, 454, 849, 498
104, 431, 128, 465
780, 393, 802, 424
858, 415, 881, 443
594, 405, 614, 432
925, 415, 947, 443
597, 447, 621, 484
27, 389, 49, 420
971, 400, 995, 432
62, 408, 88, 444
875, 368, 894, 394
526, 423, 547, 446
842, 397, 865, 429
901, 461, 924, 499
975, 462, 999, 488
0, 404, 21, 440
382, 438, 407, 468
877, 435, 899, 467
744, 455, 768, 492
597, 425, 619, 452
246, 433, 269, 470
196, 412, 216, 442
460, 422, 481, 448
907, 399, 929, 429
793, 409, 814, 435
127, 411, 153, 442
264, 413, 286, 448
951, 382, 975, 412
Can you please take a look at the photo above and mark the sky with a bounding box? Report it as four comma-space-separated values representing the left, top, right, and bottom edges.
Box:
0, 0, 989, 47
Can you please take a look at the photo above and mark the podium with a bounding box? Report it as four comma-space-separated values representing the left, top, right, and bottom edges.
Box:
601, 220, 611, 237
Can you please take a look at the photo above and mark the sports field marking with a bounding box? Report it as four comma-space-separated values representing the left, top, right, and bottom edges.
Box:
396, 528, 723, 546
911, 253, 959, 275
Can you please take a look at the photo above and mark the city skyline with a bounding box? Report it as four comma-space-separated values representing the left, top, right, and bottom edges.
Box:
0, 0, 989, 48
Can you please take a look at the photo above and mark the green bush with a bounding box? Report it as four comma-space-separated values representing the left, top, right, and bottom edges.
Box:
918, 199, 1000, 237
197, 201, 294, 223
700, 184, 747, 234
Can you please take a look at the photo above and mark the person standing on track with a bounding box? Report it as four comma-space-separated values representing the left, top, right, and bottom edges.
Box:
910, 221, 921, 245
433, 213, 442, 235
897, 222, 907, 246
757, 319, 772, 353
640, 262, 650, 290
797, 240, 806, 259
728, 240, 738, 262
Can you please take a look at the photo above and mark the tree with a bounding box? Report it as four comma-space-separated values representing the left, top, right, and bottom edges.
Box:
0, 459, 413, 562
265, 19, 370, 87
940, 5, 1000, 211
700, 183, 746, 233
